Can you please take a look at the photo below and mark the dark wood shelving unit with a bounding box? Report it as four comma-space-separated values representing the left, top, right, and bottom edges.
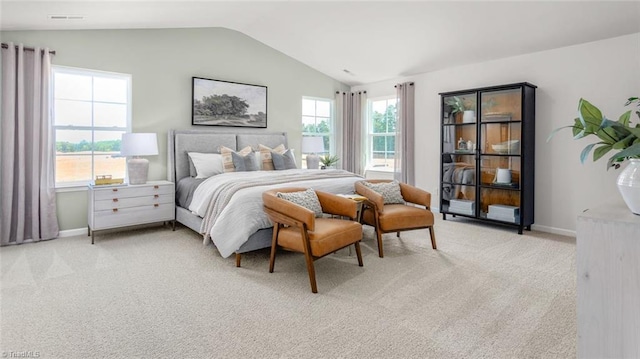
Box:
439, 82, 536, 234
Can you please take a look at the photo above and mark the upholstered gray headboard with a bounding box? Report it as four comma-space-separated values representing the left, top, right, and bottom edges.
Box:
168, 130, 288, 183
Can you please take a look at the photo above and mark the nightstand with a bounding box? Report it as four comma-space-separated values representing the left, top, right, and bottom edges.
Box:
87, 180, 175, 244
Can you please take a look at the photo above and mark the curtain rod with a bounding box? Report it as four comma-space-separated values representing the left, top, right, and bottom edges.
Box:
394, 82, 414, 88
335, 91, 367, 94
1, 43, 56, 55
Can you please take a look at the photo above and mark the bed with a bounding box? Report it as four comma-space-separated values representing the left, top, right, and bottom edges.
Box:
168, 129, 363, 266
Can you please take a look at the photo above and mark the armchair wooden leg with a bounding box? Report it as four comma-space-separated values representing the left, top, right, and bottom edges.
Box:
397, 232, 400, 238
269, 224, 281, 273
354, 241, 363, 267
429, 226, 437, 250
236, 253, 241, 267
376, 229, 384, 258
303, 250, 318, 293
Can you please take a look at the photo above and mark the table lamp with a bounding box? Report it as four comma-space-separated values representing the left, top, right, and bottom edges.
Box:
120, 133, 158, 185
301, 136, 324, 170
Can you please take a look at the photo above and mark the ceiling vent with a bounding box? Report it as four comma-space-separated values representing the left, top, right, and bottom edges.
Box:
48, 15, 85, 20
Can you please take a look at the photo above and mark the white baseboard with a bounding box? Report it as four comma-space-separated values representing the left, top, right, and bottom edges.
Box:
58, 228, 87, 238
531, 224, 576, 237
434, 207, 575, 237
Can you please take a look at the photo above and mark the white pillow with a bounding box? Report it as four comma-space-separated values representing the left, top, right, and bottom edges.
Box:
188, 152, 224, 178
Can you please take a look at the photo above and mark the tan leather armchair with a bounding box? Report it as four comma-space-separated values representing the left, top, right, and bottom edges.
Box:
355, 180, 436, 258
262, 188, 363, 293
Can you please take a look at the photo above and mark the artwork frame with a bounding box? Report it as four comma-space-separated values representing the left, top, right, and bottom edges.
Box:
192, 77, 267, 128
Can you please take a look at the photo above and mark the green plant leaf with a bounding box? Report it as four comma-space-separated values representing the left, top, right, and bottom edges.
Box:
618, 110, 631, 127
580, 143, 597, 164
624, 97, 639, 106
612, 134, 634, 149
595, 127, 620, 144
572, 118, 586, 139
593, 144, 612, 162
546, 124, 577, 142
606, 142, 640, 168
578, 98, 604, 133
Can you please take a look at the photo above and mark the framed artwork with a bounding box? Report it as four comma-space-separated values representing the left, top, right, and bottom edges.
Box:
192, 77, 267, 128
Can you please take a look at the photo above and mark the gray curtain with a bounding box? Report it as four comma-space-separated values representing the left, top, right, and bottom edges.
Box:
337, 91, 366, 175
394, 82, 415, 185
1, 43, 58, 245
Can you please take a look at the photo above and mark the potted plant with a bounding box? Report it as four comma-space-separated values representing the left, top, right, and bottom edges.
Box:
548, 97, 640, 214
445, 96, 475, 123
445, 96, 485, 123
319, 154, 339, 169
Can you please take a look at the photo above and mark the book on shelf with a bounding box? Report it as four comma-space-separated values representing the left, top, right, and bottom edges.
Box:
449, 207, 475, 216
487, 212, 519, 223
483, 112, 512, 122
488, 204, 519, 215
450, 199, 474, 208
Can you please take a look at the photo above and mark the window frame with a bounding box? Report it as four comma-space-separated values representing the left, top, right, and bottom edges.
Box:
52, 65, 132, 189
366, 95, 397, 171
301, 96, 335, 163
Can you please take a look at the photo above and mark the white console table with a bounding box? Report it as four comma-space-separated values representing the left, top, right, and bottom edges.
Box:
577, 202, 640, 359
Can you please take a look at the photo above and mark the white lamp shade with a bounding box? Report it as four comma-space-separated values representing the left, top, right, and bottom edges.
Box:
301, 136, 324, 153
120, 133, 158, 157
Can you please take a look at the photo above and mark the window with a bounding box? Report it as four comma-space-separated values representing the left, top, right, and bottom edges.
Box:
301, 97, 334, 167
367, 97, 397, 170
52, 66, 131, 187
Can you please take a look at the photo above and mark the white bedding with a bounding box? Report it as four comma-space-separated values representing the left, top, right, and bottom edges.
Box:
188, 169, 362, 258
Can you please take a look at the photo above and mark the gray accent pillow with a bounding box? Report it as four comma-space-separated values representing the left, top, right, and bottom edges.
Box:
276, 188, 323, 217
271, 149, 297, 170
363, 181, 406, 204
231, 151, 260, 172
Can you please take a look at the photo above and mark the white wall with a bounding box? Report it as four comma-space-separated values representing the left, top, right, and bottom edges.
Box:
1, 28, 349, 231
353, 33, 640, 235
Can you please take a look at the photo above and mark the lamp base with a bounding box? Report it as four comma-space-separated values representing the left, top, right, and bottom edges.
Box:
127, 158, 149, 185
306, 154, 320, 170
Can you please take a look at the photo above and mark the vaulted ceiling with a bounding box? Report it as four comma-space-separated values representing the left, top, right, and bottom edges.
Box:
2, 1, 639, 85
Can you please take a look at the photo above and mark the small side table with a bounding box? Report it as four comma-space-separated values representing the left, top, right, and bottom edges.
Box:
337, 194, 367, 222
337, 194, 368, 256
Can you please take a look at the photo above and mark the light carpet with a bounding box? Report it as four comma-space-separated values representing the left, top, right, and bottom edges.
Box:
1, 217, 576, 358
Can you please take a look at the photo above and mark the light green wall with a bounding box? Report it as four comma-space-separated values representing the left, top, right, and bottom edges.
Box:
1, 28, 349, 231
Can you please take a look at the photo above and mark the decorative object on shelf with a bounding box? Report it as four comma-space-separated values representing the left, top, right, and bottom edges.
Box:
301, 136, 324, 169
491, 139, 520, 154
494, 168, 512, 184
458, 137, 467, 150
548, 97, 640, 214
120, 133, 158, 185
445, 96, 475, 123
463, 110, 476, 123
319, 154, 339, 169
192, 77, 267, 128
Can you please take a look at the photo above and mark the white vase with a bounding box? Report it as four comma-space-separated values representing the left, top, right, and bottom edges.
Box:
463, 110, 475, 123
617, 159, 640, 215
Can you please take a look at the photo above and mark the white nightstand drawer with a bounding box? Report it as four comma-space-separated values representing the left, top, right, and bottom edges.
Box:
94, 203, 174, 230
94, 194, 173, 211
94, 184, 173, 201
